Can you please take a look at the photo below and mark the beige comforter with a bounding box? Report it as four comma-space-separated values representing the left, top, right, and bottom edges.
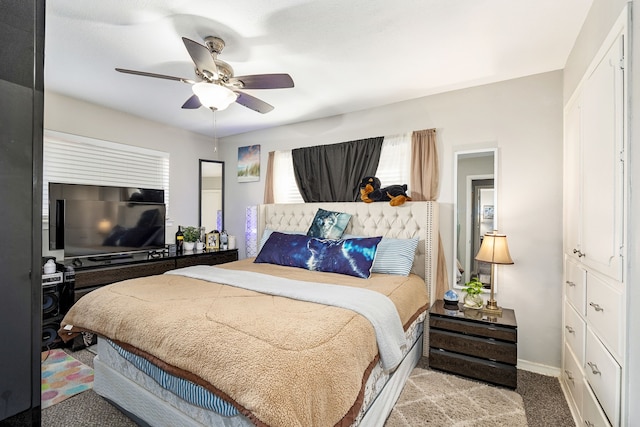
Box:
60, 259, 429, 427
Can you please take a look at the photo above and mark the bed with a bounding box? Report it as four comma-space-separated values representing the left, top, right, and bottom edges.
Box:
59, 201, 439, 427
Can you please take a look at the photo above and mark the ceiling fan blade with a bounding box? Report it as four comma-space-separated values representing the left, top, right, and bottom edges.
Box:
181, 94, 202, 109
182, 37, 218, 80
231, 73, 294, 89
235, 91, 274, 114
115, 68, 195, 84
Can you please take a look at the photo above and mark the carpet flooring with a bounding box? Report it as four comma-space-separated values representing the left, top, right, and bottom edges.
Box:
41, 349, 575, 426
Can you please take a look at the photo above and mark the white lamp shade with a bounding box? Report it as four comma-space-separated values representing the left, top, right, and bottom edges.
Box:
192, 82, 237, 111
475, 231, 514, 265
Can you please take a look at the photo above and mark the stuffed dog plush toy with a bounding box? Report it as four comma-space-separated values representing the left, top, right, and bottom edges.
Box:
359, 176, 412, 206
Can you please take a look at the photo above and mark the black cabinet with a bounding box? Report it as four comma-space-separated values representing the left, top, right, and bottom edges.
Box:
428, 300, 518, 389
73, 249, 239, 301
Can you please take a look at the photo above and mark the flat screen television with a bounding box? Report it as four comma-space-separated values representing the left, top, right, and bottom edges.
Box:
49, 183, 166, 259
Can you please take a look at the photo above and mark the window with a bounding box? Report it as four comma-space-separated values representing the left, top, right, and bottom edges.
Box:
374, 133, 412, 192
43, 130, 170, 223
273, 150, 304, 203
273, 133, 411, 203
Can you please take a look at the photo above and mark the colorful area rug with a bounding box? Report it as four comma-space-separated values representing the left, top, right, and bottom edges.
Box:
41, 349, 94, 409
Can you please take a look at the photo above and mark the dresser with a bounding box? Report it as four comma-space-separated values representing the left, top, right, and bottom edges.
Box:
428, 300, 518, 389
562, 8, 628, 426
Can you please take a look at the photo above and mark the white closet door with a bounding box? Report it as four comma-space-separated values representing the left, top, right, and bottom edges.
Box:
580, 34, 624, 281
563, 94, 582, 257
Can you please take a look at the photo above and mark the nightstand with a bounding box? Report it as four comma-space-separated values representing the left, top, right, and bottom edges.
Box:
428, 299, 518, 388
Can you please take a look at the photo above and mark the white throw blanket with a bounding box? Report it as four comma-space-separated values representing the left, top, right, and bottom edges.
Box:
166, 265, 407, 370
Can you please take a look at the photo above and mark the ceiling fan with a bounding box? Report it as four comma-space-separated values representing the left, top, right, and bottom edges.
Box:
116, 36, 294, 114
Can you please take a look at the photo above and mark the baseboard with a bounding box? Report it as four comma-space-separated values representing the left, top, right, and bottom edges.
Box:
516, 359, 561, 377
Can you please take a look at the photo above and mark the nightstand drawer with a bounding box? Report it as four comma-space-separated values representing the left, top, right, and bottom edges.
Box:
430, 329, 516, 364
429, 348, 517, 389
430, 316, 517, 343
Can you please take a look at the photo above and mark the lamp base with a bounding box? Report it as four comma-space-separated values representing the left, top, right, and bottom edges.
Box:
482, 300, 503, 316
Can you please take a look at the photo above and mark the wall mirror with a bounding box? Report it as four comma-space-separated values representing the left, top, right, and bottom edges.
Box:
453, 148, 498, 291
199, 159, 224, 233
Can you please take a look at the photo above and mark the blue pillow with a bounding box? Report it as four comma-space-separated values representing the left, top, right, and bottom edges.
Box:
255, 232, 382, 278
258, 229, 305, 251
306, 208, 351, 239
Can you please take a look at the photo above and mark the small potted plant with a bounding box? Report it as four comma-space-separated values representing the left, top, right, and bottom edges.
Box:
462, 277, 484, 309
182, 226, 200, 251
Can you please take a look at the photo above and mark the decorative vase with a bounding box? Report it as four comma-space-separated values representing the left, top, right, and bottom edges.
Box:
183, 241, 195, 251
463, 293, 483, 309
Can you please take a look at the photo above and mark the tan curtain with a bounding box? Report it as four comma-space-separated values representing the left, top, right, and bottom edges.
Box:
410, 129, 448, 301
263, 151, 275, 204
410, 129, 439, 201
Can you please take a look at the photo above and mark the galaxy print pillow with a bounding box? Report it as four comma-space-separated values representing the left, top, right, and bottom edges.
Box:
306, 208, 351, 239
254, 232, 382, 278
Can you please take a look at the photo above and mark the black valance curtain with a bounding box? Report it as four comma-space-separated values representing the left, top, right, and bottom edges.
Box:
292, 137, 384, 202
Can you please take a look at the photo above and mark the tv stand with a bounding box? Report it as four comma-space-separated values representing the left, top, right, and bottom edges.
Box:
87, 254, 134, 262
71, 249, 238, 303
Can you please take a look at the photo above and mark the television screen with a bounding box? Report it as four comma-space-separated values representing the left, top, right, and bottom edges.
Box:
49, 183, 166, 259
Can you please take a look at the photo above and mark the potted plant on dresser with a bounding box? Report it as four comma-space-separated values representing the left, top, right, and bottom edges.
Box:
182, 226, 200, 251
462, 277, 484, 309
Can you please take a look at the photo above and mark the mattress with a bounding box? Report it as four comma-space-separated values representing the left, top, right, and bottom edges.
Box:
95, 311, 426, 426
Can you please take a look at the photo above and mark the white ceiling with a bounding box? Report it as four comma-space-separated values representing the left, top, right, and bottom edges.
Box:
44, 0, 592, 138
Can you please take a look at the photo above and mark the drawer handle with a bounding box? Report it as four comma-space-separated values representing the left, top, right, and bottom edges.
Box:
565, 325, 575, 334
585, 420, 595, 427
573, 248, 586, 258
565, 280, 576, 287
564, 369, 574, 382
587, 361, 601, 375
589, 302, 604, 312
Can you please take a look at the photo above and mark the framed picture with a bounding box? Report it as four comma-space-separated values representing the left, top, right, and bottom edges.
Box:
205, 232, 219, 250
483, 205, 494, 220
237, 145, 260, 182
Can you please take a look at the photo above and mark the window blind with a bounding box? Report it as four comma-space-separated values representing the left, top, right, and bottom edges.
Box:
273, 150, 304, 203
374, 133, 411, 191
43, 130, 170, 222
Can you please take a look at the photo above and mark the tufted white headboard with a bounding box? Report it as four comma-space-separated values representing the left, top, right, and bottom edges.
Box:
257, 201, 439, 303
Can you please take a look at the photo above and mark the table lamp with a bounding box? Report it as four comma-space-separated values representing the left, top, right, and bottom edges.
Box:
475, 230, 513, 316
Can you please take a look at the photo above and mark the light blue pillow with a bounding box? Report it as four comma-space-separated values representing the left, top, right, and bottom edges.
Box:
306, 208, 351, 239
255, 232, 382, 278
369, 236, 419, 276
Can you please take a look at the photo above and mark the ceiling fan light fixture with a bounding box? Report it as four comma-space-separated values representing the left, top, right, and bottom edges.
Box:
192, 82, 237, 111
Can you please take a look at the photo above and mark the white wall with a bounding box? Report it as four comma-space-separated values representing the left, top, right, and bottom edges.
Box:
219, 71, 564, 369
43, 91, 218, 249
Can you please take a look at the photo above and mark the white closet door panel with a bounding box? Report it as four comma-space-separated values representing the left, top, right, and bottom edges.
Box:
583, 377, 613, 427
565, 256, 587, 315
563, 94, 582, 256
563, 342, 584, 416
585, 328, 621, 426
586, 272, 623, 359
564, 301, 586, 364
580, 35, 624, 281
